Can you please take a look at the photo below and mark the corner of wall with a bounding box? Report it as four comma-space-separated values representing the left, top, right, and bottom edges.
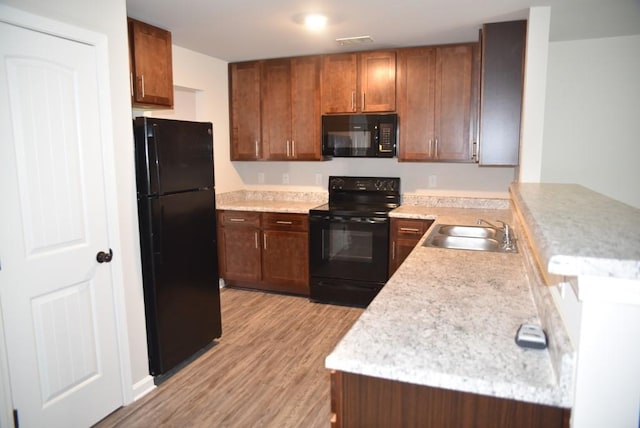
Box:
518, 6, 551, 183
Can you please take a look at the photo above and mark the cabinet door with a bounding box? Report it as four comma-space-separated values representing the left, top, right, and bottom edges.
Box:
397, 47, 437, 161
262, 230, 309, 295
291, 56, 321, 160
217, 211, 261, 282
434, 45, 474, 161
479, 21, 526, 166
389, 218, 433, 276
128, 18, 174, 108
322, 53, 358, 113
262, 59, 293, 160
360, 50, 396, 112
230, 61, 262, 160
262, 213, 309, 295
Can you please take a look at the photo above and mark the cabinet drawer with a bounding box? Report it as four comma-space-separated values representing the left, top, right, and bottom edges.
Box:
394, 219, 433, 241
262, 213, 308, 232
219, 210, 261, 227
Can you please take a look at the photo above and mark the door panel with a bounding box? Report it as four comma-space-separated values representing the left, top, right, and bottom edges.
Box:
134, 118, 214, 195
143, 190, 221, 375
435, 45, 473, 161
0, 20, 122, 427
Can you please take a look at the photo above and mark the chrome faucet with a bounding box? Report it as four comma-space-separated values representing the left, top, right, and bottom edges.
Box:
477, 219, 514, 250
477, 218, 499, 229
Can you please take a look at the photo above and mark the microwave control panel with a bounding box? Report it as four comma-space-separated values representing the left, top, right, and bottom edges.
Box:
378, 123, 395, 153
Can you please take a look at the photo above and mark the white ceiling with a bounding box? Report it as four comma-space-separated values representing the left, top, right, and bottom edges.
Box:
125, 0, 640, 62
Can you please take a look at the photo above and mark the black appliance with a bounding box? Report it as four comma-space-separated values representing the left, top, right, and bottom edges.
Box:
309, 176, 400, 307
133, 117, 222, 377
322, 114, 397, 158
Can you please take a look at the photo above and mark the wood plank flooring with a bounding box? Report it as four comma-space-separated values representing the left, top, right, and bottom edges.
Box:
95, 287, 363, 427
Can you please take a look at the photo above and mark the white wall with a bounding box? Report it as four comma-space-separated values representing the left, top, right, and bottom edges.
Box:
541, 34, 640, 209
518, 7, 550, 183
0, 0, 153, 399
236, 159, 516, 196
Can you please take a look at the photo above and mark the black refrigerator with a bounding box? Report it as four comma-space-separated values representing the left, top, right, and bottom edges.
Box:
133, 117, 222, 377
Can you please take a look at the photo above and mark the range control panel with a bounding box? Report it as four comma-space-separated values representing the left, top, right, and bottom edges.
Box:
329, 176, 400, 192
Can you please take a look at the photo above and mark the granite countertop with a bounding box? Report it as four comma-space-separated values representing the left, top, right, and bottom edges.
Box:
217, 199, 322, 214
510, 183, 640, 281
326, 206, 573, 408
216, 189, 326, 214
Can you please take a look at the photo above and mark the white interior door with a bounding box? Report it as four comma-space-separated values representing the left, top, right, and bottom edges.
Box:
0, 19, 123, 427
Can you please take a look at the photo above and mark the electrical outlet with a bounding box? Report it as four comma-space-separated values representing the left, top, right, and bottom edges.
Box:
282, 173, 289, 184
315, 173, 322, 185
258, 172, 265, 184
428, 175, 437, 188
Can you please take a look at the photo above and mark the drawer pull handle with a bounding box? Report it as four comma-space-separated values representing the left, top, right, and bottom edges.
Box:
229, 218, 246, 222
276, 220, 293, 225
400, 227, 420, 232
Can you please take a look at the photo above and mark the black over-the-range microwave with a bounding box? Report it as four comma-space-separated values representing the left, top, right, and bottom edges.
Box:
321, 113, 398, 158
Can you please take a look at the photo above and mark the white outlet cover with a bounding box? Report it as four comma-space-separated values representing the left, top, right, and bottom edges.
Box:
282, 173, 289, 184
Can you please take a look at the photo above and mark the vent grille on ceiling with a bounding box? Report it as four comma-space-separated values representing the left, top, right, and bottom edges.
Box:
335, 36, 374, 45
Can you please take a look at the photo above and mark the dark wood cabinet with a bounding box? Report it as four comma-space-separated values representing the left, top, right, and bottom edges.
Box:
479, 20, 527, 166
262, 56, 321, 160
217, 210, 309, 296
218, 211, 262, 282
261, 213, 309, 295
230, 61, 262, 160
389, 218, 433, 276
128, 18, 174, 108
230, 56, 321, 161
331, 371, 570, 428
322, 50, 396, 114
397, 44, 479, 162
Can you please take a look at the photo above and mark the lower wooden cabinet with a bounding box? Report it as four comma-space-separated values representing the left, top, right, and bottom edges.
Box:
389, 218, 434, 276
217, 210, 309, 296
218, 211, 262, 282
330, 371, 571, 428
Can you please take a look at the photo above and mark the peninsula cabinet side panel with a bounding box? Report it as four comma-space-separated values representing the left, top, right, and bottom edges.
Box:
331, 371, 570, 428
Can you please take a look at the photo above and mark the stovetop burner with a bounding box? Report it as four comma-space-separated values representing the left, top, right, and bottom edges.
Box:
310, 176, 401, 218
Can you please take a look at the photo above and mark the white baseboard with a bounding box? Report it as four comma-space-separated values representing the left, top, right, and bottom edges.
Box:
131, 375, 156, 402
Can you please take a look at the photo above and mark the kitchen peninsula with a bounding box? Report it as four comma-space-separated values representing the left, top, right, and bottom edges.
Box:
326, 183, 640, 427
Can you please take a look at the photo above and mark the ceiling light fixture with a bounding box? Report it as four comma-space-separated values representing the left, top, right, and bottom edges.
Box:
304, 13, 328, 31
335, 35, 374, 45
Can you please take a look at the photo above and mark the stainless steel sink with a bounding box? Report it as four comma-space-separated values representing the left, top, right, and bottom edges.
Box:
436, 225, 499, 239
427, 235, 502, 251
422, 223, 517, 253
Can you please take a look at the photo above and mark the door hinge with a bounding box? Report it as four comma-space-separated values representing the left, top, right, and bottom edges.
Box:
13, 409, 19, 428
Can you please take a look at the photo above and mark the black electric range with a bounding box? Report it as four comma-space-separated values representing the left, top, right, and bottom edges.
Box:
308, 176, 400, 307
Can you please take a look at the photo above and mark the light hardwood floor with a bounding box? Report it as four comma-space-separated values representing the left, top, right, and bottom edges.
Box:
95, 287, 363, 427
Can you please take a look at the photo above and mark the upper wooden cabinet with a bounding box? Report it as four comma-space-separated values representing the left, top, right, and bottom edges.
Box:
229, 56, 322, 161
397, 44, 479, 162
321, 50, 396, 114
479, 20, 527, 166
230, 61, 262, 160
127, 18, 174, 108
262, 56, 321, 160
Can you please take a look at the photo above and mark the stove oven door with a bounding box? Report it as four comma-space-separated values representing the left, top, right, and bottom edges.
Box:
309, 214, 389, 284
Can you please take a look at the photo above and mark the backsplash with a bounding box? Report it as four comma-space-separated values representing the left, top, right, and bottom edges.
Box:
402, 193, 510, 209
216, 189, 327, 205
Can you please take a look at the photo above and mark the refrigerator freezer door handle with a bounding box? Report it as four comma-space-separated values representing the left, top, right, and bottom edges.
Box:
151, 123, 162, 195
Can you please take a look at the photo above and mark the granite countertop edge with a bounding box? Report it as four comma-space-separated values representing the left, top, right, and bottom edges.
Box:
509, 183, 640, 281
